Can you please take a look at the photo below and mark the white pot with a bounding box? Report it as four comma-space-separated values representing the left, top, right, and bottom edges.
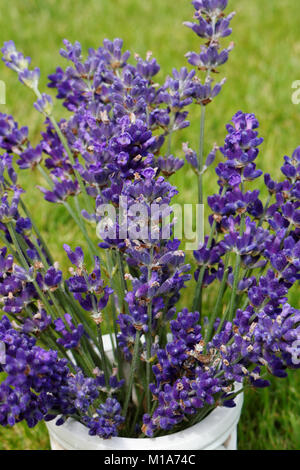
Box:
46, 335, 244, 450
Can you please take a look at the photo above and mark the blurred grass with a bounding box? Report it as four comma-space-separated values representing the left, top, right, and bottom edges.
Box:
0, 0, 299, 450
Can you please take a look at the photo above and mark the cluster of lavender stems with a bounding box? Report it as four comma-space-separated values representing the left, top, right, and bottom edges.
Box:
0, 0, 299, 440
183, 0, 235, 316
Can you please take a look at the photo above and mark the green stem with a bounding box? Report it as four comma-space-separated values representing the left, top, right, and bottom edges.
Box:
7, 223, 30, 268
192, 220, 216, 314
72, 349, 95, 377
129, 390, 145, 437
48, 115, 94, 215
228, 255, 241, 321
115, 251, 129, 314
198, 105, 206, 205
167, 115, 175, 156
122, 330, 141, 419
228, 214, 246, 322
7, 223, 60, 323
19, 198, 54, 265
204, 252, 230, 345
97, 324, 110, 385
62, 200, 99, 262
192, 185, 227, 315
81, 268, 111, 380
258, 193, 272, 228
215, 303, 230, 336
105, 251, 124, 367
0, 230, 19, 259
146, 248, 154, 413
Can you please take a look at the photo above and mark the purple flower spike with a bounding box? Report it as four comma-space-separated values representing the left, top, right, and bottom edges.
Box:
183, 142, 198, 168
63, 244, 84, 268
157, 155, 184, 177
184, 0, 235, 109
54, 313, 84, 349
34, 93, 53, 116
85, 398, 125, 438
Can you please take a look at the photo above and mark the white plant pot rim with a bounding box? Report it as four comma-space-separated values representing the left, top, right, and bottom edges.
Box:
46, 334, 244, 450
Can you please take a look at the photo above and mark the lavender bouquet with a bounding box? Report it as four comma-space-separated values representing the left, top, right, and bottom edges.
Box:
0, 0, 299, 441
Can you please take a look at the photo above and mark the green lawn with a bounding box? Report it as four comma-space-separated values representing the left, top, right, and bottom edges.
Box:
0, 0, 299, 450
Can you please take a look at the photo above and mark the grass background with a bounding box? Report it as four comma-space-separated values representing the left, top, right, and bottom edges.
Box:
0, 0, 299, 450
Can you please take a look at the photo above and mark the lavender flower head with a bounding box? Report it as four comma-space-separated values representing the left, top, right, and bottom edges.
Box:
184, 0, 235, 106
2, 41, 40, 90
